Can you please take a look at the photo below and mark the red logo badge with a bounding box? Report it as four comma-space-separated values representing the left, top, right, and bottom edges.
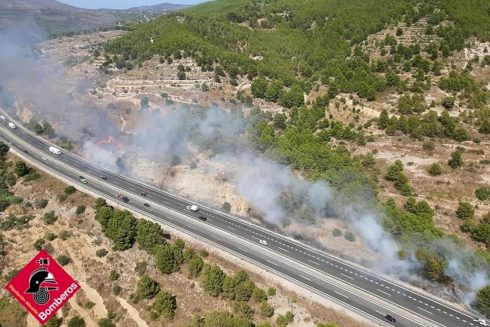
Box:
5, 250, 80, 324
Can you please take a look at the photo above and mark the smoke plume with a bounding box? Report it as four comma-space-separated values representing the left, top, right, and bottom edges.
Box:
0, 21, 488, 307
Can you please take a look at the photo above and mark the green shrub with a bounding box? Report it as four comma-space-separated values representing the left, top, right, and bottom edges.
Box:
233, 301, 254, 319
58, 194, 68, 203
136, 275, 160, 300
45, 232, 57, 241
34, 238, 45, 251
277, 311, 294, 326
344, 232, 356, 242
252, 287, 267, 302
14, 161, 30, 177
475, 186, 490, 201
456, 201, 474, 220
267, 287, 276, 296
427, 163, 442, 176
110, 270, 120, 281
85, 301, 96, 309
68, 316, 86, 327
96, 249, 109, 258
332, 228, 342, 237
260, 301, 274, 317
476, 285, 490, 317
35, 199, 48, 209
64, 186, 76, 195
24, 172, 41, 182
59, 230, 71, 240
422, 141, 435, 151
97, 318, 114, 327
222, 202, 232, 213
112, 285, 122, 295
76, 205, 86, 215
448, 151, 463, 168
1, 214, 34, 231
42, 211, 57, 225
57, 255, 71, 266
149, 291, 177, 320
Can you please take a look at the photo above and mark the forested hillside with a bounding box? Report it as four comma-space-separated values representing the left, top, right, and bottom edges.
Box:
106, 0, 488, 99
103, 0, 490, 316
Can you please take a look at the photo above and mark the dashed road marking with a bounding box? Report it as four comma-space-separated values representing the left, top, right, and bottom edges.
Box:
417, 307, 433, 315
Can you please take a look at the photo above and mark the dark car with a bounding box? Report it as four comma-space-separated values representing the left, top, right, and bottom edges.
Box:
198, 215, 207, 221
140, 192, 147, 197
23, 150, 28, 154
116, 193, 129, 203
100, 176, 107, 180
144, 203, 150, 207
385, 315, 396, 323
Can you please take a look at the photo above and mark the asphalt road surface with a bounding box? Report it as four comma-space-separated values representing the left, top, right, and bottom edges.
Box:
0, 115, 486, 327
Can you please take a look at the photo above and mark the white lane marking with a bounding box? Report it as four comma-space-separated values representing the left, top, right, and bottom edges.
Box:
375, 310, 385, 316
341, 273, 354, 280
334, 291, 350, 299
278, 246, 290, 253
299, 275, 311, 282
417, 307, 433, 315
376, 289, 392, 297
308, 259, 320, 266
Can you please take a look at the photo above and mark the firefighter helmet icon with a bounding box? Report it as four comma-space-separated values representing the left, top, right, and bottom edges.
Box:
24, 258, 58, 305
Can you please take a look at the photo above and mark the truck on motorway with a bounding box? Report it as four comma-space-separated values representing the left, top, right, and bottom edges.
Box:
49, 146, 62, 155
186, 204, 199, 212
8, 122, 16, 129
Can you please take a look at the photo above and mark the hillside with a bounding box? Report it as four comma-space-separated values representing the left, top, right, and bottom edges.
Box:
103, 0, 490, 316
0, 0, 189, 36
1, 0, 489, 320
0, 0, 117, 35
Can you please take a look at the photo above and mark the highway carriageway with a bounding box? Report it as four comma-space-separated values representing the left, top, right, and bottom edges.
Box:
0, 116, 485, 327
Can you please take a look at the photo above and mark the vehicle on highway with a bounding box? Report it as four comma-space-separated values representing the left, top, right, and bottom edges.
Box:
198, 215, 207, 221
259, 239, 268, 245
0, 115, 5, 120
79, 176, 88, 184
186, 204, 199, 212
385, 315, 396, 323
140, 192, 147, 196
8, 122, 16, 129
48, 146, 61, 155
41, 156, 47, 161
474, 318, 488, 326
100, 176, 107, 180
144, 203, 150, 207
116, 193, 129, 203
23, 149, 28, 154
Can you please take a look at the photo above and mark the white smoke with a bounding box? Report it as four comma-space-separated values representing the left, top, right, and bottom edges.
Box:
0, 20, 488, 308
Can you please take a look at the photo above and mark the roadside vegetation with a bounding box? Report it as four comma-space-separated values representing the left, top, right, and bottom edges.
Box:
103, 0, 490, 316
93, 197, 288, 325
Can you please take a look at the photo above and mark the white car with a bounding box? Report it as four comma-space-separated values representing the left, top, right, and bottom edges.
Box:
186, 204, 199, 212
0, 115, 5, 120
474, 318, 488, 326
259, 239, 268, 245
41, 156, 47, 161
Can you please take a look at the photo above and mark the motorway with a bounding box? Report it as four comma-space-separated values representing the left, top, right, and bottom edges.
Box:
0, 114, 486, 327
